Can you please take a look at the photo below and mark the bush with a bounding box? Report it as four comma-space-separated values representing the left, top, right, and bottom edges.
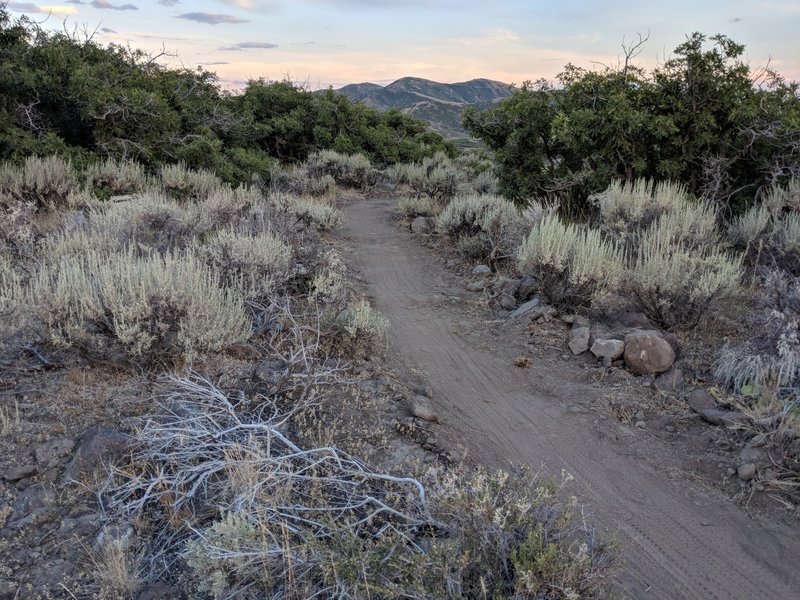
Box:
30, 250, 250, 365
306, 150, 376, 189
160, 162, 223, 202
269, 165, 336, 198
626, 218, 742, 330
398, 195, 440, 218
331, 300, 388, 358
437, 194, 526, 263
716, 272, 799, 392
84, 158, 147, 198
280, 194, 343, 232
196, 229, 292, 302
104, 376, 615, 600
729, 179, 800, 276
518, 214, 623, 308
0, 155, 79, 210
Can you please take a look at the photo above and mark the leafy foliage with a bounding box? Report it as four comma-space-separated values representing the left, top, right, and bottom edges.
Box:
0, 7, 452, 183
465, 33, 800, 216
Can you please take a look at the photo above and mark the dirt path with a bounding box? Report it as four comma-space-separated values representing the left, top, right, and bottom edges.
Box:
340, 196, 799, 599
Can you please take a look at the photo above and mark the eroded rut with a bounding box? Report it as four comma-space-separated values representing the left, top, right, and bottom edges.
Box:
341, 196, 799, 599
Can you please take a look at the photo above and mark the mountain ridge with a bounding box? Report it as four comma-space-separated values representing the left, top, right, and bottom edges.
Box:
330, 77, 514, 142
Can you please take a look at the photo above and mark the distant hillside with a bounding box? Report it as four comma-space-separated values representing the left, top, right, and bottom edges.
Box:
331, 77, 514, 143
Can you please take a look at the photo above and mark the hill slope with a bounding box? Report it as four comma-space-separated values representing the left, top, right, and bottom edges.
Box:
332, 77, 513, 142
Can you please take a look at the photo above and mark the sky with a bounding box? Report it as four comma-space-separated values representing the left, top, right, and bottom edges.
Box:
6, 0, 800, 89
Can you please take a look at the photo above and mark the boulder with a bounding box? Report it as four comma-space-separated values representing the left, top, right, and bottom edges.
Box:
569, 326, 590, 355
410, 216, 435, 234
529, 305, 558, 321
699, 409, 751, 427
34, 438, 76, 471
590, 339, 625, 361
737, 463, 757, 482
499, 294, 517, 310
510, 297, 541, 319
492, 278, 521, 297
64, 427, 130, 483
623, 330, 675, 375
687, 389, 716, 413
471, 264, 491, 276
411, 396, 439, 423
465, 281, 486, 292
654, 368, 685, 393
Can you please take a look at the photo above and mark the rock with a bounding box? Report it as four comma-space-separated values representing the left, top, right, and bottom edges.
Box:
410, 216, 435, 234
699, 409, 751, 427
510, 297, 541, 319
635, 421, 647, 429
64, 427, 130, 483
737, 463, 757, 481
12, 483, 54, 515
529, 305, 558, 321
492, 278, 521, 297
739, 445, 767, 465
635, 410, 646, 422
466, 281, 486, 292
254, 358, 288, 383
3, 464, 37, 482
517, 276, 537, 301
411, 396, 439, 423
623, 330, 675, 375
607, 311, 652, 330
590, 339, 625, 361
34, 438, 76, 471
687, 389, 716, 413
499, 294, 517, 310
654, 368, 685, 393
569, 326, 590, 354
224, 342, 261, 360
471, 264, 492, 276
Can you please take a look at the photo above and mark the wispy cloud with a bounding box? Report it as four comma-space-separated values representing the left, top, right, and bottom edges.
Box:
100, 26, 116, 32
8, 2, 79, 14
158, 0, 179, 5
134, 31, 191, 41
177, 12, 249, 25
68, 0, 137, 9
220, 41, 279, 51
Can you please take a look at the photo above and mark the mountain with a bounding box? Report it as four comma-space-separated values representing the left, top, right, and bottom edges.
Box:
330, 77, 514, 143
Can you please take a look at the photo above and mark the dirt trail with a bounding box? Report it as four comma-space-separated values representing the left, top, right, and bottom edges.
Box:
340, 196, 799, 599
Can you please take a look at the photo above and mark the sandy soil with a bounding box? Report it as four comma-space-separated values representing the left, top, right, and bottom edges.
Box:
339, 195, 800, 600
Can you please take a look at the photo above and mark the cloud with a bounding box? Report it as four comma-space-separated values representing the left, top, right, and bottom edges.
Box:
100, 26, 116, 32
158, 0, 179, 5
91, 0, 137, 9
201, 61, 230, 65
176, 12, 249, 24
220, 41, 279, 51
68, 0, 137, 8
134, 31, 190, 41
8, 2, 79, 14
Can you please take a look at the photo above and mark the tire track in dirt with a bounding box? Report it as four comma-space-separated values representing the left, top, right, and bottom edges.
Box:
341, 196, 800, 599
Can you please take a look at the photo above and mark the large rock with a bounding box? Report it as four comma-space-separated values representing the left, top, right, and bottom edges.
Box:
465, 281, 486, 292
510, 297, 541, 319
623, 330, 675, 375
654, 368, 685, 393
498, 294, 517, 310
471, 264, 492, 276
687, 389, 716, 413
64, 427, 130, 483
35, 438, 76, 471
411, 396, 439, 423
410, 216, 435, 234
492, 278, 521, 297
590, 339, 625, 362
569, 326, 590, 355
